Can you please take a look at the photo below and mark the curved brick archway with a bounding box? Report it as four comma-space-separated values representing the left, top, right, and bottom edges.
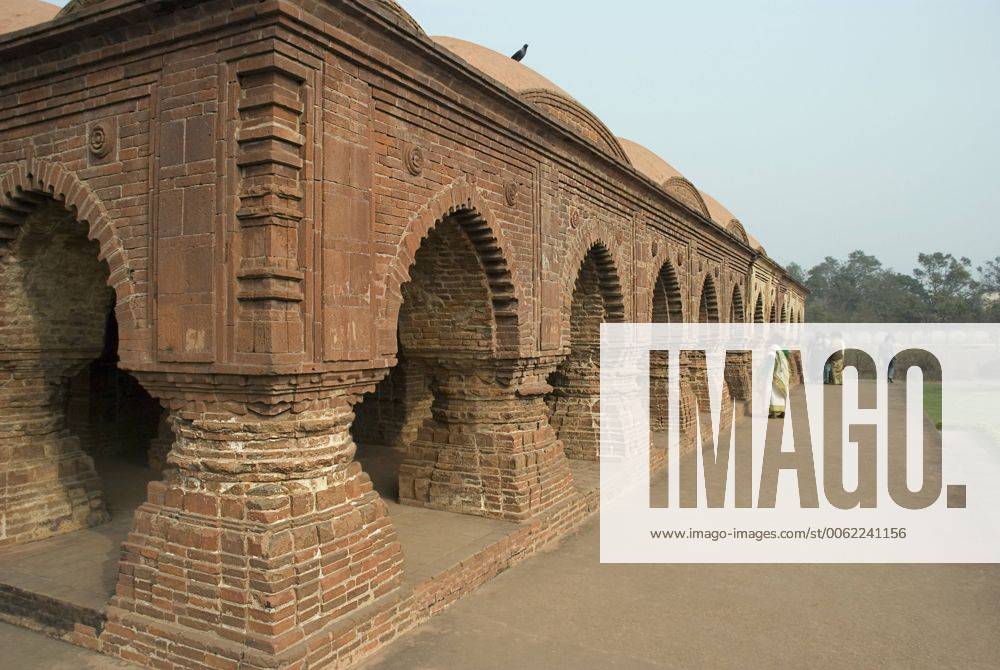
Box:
0, 162, 148, 547
753, 292, 765, 323
731, 284, 746, 322
652, 258, 684, 323
0, 159, 140, 332
382, 177, 524, 358
698, 274, 720, 323
548, 241, 626, 461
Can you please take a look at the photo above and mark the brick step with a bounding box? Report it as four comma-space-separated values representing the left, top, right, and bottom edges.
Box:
0, 582, 106, 638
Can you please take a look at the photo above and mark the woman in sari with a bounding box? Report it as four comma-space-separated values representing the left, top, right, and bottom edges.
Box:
769, 346, 790, 418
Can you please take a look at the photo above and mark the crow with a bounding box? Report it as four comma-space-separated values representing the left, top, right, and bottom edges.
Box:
511, 44, 528, 62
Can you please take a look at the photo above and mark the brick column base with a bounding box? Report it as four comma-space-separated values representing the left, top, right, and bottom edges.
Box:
0, 360, 108, 548
100, 388, 404, 669
547, 357, 600, 461
399, 360, 576, 521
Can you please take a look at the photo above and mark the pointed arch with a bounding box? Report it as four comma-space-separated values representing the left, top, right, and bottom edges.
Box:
652, 259, 684, 323
753, 293, 765, 323
698, 274, 719, 323
768, 300, 777, 323
0, 159, 139, 327
383, 177, 523, 356
730, 284, 746, 323
571, 241, 626, 324
780, 302, 788, 323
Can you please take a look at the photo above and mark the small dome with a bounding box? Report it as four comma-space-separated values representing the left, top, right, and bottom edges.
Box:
0, 0, 58, 35
618, 138, 685, 184
435, 36, 629, 163
372, 0, 424, 35
433, 36, 570, 97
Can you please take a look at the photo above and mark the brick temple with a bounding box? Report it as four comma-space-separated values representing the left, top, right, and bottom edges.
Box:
0, 1, 805, 667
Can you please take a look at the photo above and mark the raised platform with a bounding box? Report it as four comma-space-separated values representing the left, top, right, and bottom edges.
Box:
0, 446, 601, 656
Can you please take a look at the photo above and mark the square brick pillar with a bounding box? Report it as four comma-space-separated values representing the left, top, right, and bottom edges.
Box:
100, 382, 404, 669
398, 359, 576, 522
649, 351, 698, 446
547, 355, 601, 461
0, 358, 108, 548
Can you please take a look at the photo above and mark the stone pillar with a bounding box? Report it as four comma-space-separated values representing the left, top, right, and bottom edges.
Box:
547, 354, 600, 461
0, 358, 108, 548
399, 359, 576, 521
102, 382, 404, 668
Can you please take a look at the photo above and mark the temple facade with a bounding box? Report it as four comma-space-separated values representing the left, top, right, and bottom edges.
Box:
0, 1, 805, 667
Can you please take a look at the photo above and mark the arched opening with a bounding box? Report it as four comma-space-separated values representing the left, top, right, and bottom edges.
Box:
351, 206, 568, 521
649, 260, 694, 452
730, 285, 746, 323
652, 259, 683, 323
698, 275, 719, 323
753, 293, 765, 323
0, 198, 161, 548
548, 242, 624, 460
768, 300, 778, 323
352, 210, 497, 503
780, 302, 788, 323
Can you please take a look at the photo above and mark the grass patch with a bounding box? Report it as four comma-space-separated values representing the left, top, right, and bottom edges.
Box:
923, 381, 942, 429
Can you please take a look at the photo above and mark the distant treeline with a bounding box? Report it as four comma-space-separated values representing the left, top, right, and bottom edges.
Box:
787, 252, 1000, 323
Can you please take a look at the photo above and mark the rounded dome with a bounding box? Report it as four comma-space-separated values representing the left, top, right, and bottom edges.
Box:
435, 36, 629, 163
433, 36, 570, 97
618, 138, 685, 184
619, 137, 710, 219
0, 0, 58, 35
372, 0, 424, 35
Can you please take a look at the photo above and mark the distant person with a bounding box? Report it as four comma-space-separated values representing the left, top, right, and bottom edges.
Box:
828, 332, 845, 385
880, 334, 897, 383
769, 346, 790, 418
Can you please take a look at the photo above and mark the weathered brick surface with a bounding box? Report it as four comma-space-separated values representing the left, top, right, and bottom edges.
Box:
0, 0, 806, 667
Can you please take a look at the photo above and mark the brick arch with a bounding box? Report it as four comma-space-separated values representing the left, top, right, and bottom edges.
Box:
697, 273, 720, 323
0, 159, 139, 328
651, 258, 684, 323
752, 292, 765, 323
561, 226, 628, 331
382, 177, 523, 356
730, 283, 746, 322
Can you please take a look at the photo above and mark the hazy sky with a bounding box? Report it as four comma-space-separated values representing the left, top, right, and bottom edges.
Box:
52, 0, 999, 273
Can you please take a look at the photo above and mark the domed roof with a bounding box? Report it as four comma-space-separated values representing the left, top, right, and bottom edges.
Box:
0, 0, 58, 35
434, 36, 629, 163
618, 138, 685, 183
371, 0, 424, 35
620, 138, 763, 251
619, 137, 711, 219
433, 36, 570, 98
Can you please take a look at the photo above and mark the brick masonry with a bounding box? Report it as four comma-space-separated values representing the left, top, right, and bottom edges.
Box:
0, 0, 806, 667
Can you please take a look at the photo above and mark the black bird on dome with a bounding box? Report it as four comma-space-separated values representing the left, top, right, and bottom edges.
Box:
511, 44, 528, 62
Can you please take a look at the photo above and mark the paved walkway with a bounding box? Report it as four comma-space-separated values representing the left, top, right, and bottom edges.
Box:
361, 514, 1000, 669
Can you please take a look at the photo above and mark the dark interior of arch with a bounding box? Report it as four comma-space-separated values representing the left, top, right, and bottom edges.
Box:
0, 199, 162, 542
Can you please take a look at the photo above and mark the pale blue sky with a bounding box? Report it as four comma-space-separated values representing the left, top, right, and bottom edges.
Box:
52, 0, 1000, 273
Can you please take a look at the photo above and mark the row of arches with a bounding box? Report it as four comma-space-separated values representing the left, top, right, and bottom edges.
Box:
1, 161, 804, 543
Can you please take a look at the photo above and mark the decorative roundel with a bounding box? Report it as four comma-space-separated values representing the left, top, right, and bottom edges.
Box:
89, 125, 111, 158
504, 180, 518, 206
651, 240, 658, 258
570, 208, 581, 229
404, 143, 423, 176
